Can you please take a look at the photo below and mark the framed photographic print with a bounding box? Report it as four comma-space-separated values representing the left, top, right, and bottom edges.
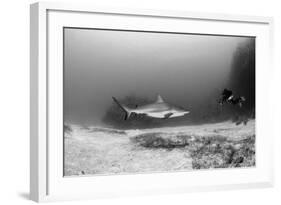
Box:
30, 2, 274, 202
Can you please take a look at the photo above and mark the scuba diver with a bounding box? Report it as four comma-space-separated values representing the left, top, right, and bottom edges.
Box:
218, 89, 246, 108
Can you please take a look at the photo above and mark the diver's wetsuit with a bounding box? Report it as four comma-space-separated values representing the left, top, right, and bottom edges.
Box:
219, 89, 233, 105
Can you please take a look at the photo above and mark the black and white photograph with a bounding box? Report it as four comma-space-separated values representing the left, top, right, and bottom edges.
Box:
63, 28, 255, 176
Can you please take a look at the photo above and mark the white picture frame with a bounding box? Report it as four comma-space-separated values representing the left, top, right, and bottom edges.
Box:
30, 2, 274, 202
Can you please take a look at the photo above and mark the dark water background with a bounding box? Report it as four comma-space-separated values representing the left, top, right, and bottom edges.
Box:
64, 28, 255, 127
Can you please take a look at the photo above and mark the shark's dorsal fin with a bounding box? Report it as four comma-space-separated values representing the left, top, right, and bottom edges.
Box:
156, 95, 164, 103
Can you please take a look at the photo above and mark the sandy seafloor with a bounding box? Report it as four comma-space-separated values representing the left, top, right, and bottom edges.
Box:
64, 120, 255, 176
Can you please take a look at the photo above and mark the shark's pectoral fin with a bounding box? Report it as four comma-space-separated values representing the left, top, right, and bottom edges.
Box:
163, 113, 173, 119
124, 113, 128, 121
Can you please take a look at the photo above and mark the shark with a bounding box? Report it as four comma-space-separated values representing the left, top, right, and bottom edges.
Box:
112, 95, 190, 120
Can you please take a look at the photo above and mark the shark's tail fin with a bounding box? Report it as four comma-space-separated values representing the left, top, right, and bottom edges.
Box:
112, 97, 132, 120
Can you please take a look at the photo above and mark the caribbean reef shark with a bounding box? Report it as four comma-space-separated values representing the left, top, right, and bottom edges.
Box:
112, 95, 190, 120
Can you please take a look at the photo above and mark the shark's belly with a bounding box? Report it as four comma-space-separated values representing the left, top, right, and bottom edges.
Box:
146, 111, 170, 118
169, 112, 185, 118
